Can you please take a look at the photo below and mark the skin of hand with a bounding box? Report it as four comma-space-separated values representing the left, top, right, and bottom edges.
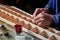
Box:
33, 8, 53, 28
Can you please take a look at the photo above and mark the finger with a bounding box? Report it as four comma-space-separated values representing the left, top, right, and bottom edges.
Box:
38, 22, 45, 28
41, 11, 46, 13
42, 8, 48, 13
34, 12, 49, 21
33, 8, 48, 18
33, 8, 39, 18
35, 18, 45, 23
33, 8, 43, 19
38, 20, 51, 26
34, 13, 44, 20
38, 22, 42, 26
34, 8, 45, 16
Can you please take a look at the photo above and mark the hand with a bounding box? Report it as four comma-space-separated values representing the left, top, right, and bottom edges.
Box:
33, 8, 53, 28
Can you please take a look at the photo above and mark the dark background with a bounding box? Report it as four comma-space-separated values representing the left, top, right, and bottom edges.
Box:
0, 0, 59, 14
2, 0, 48, 14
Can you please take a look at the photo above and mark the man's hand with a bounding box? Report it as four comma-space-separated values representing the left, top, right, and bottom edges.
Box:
33, 8, 53, 28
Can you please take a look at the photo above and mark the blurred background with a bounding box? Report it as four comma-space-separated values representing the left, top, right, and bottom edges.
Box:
0, 0, 60, 14
0, 0, 48, 14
